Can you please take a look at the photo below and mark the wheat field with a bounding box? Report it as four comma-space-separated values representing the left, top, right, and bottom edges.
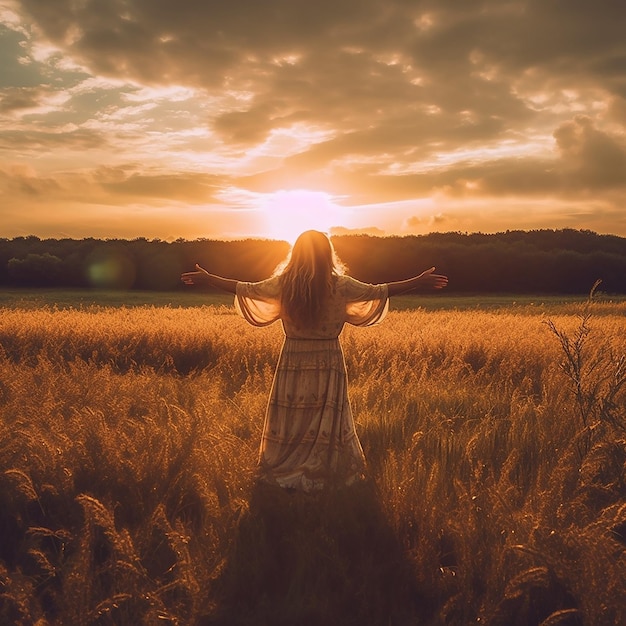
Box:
0, 297, 625, 625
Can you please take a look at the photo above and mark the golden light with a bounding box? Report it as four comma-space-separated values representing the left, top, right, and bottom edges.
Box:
260, 189, 343, 243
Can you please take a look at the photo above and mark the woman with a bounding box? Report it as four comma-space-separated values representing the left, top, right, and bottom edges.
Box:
181, 230, 448, 491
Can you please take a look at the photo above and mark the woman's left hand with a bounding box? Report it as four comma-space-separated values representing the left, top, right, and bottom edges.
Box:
181, 270, 206, 285
418, 267, 449, 290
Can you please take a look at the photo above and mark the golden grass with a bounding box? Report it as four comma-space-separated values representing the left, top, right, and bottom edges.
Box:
0, 300, 624, 625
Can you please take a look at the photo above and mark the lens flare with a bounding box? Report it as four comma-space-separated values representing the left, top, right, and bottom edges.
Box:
86, 249, 136, 289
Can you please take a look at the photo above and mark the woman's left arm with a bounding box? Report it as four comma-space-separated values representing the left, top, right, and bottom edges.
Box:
386, 267, 448, 296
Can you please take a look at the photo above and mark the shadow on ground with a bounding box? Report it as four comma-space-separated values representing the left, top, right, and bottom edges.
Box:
200, 480, 433, 626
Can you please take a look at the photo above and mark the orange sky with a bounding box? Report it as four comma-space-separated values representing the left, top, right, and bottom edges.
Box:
1, 1, 626, 241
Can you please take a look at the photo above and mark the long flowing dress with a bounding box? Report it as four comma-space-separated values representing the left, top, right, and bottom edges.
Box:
235, 274, 389, 492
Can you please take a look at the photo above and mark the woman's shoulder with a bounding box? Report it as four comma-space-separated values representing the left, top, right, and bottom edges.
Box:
336, 274, 375, 288
238, 274, 281, 298
335, 274, 366, 295
336, 274, 386, 301
336, 274, 358, 283
334, 273, 351, 291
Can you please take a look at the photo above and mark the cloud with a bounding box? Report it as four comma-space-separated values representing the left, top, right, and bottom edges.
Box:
11, 2, 626, 162
329, 225, 387, 237
607, 97, 626, 126
97, 167, 225, 204
0, 162, 227, 207
0, 127, 106, 151
16, 1, 618, 132
0, 163, 243, 239
213, 102, 279, 145
404, 213, 448, 231
0, 86, 43, 112
3, 1, 626, 237
0, 163, 63, 198
554, 115, 626, 188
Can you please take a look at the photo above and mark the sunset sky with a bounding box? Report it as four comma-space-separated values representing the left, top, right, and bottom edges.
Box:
1, 0, 626, 242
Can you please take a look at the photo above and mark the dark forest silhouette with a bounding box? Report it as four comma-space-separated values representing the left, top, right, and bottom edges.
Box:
2, 228, 626, 293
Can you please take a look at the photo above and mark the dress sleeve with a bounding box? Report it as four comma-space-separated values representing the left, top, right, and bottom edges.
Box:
235, 276, 281, 326
343, 276, 389, 326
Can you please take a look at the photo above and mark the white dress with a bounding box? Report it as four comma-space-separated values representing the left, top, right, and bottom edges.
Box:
235, 274, 388, 491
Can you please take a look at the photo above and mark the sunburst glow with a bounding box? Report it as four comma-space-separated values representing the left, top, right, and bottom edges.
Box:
260, 190, 343, 243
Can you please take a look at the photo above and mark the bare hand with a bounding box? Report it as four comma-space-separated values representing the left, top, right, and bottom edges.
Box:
181, 264, 208, 286
419, 267, 448, 290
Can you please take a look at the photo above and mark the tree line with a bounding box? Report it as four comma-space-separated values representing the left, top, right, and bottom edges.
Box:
1, 229, 625, 294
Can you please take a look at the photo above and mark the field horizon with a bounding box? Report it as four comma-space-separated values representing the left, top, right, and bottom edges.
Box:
2, 286, 626, 312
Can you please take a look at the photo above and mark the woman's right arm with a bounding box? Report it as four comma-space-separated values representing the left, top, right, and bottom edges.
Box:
386, 267, 448, 296
181, 264, 238, 294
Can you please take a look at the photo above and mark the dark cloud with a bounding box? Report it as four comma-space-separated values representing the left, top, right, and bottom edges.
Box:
0, 86, 44, 112
0, 127, 106, 151
18, 2, 622, 119
0, 25, 44, 88
554, 115, 626, 188
213, 102, 280, 145
13, 1, 626, 152
607, 97, 626, 125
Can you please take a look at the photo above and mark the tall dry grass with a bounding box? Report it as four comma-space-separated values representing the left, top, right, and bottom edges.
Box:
0, 299, 624, 625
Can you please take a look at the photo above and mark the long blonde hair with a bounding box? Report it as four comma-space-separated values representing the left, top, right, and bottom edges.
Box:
276, 230, 345, 327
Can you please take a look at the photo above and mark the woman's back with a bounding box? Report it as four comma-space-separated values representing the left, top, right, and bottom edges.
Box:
236, 274, 389, 339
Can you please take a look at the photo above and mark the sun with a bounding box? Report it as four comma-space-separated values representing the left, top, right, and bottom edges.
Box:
260, 189, 343, 243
